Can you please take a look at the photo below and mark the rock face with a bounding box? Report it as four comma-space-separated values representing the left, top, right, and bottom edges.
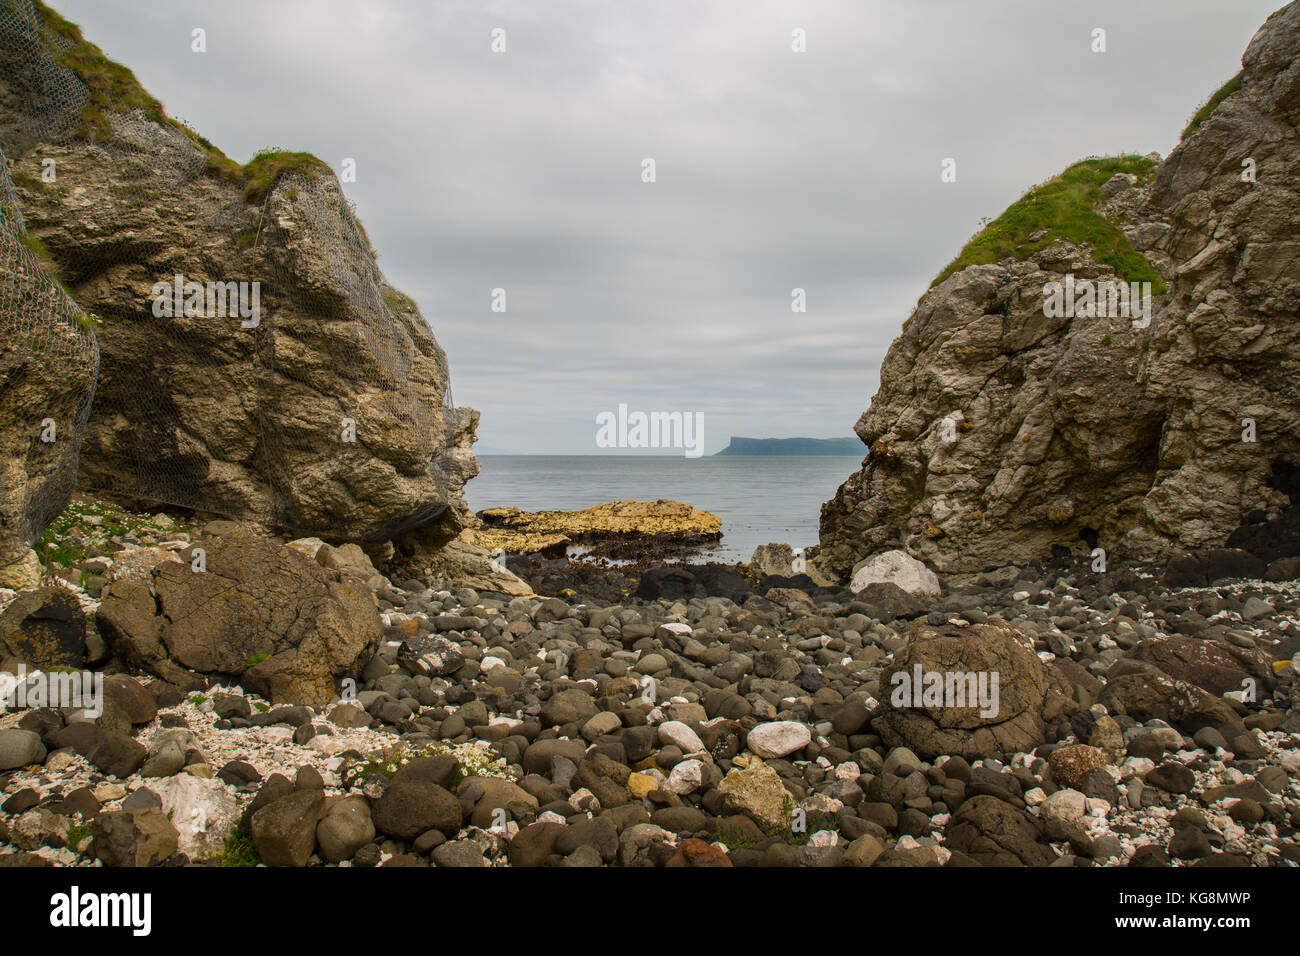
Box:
0, 0, 477, 545
821, 3, 1300, 575
95, 533, 383, 707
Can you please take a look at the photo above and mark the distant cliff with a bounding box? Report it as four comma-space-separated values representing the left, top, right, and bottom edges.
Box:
716, 437, 863, 456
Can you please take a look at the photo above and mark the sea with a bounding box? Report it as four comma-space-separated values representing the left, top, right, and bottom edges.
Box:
464, 455, 865, 564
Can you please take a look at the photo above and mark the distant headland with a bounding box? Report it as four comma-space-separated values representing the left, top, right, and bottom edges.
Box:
714, 436, 863, 456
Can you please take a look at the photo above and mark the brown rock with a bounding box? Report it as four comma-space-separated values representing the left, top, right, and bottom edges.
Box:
872, 621, 1069, 760
92, 809, 179, 867
0, 587, 86, 669
97, 535, 382, 708
665, 837, 733, 867
250, 790, 327, 866
1126, 636, 1273, 696
945, 795, 1054, 866
1048, 745, 1109, 790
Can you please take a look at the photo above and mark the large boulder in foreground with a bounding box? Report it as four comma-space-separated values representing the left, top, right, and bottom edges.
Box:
820, 3, 1300, 575
96, 533, 382, 707
872, 621, 1076, 760
0, 0, 477, 544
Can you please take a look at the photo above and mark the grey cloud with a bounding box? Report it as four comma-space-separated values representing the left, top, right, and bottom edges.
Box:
54, 0, 1280, 453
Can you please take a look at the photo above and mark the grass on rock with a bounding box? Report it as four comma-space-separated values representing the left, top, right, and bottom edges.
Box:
216, 830, 262, 867
929, 154, 1166, 296
32, 1, 330, 203
64, 822, 92, 853
1182, 71, 1243, 141
714, 810, 838, 851
241, 149, 332, 205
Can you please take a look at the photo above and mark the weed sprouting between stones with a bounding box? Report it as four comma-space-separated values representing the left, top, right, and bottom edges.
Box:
341, 741, 517, 790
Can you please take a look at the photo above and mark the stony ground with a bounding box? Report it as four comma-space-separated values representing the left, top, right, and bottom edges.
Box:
0, 528, 1296, 867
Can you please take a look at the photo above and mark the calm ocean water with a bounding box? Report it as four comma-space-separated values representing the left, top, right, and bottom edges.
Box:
464, 455, 865, 563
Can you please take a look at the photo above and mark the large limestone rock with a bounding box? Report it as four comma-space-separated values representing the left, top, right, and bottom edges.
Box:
471, 499, 721, 559
821, 3, 1300, 575
149, 774, 240, 860
0, 0, 478, 544
819, 238, 1164, 576
850, 549, 941, 596
716, 760, 793, 831
96, 533, 383, 707
401, 535, 534, 597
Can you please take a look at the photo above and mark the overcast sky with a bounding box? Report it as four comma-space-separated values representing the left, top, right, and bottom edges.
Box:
55, 0, 1279, 454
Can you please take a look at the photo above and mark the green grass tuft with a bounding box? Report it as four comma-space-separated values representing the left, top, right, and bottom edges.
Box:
15, 232, 86, 309
929, 154, 1166, 296
35, 0, 216, 156
215, 830, 262, 867
714, 810, 839, 851
65, 823, 92, 852
241, 149, 332, 205
1182, 70, 1243, 141
382, 288, 418, 314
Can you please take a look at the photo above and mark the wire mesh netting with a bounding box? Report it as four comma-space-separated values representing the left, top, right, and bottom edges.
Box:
0, 142, 99, 567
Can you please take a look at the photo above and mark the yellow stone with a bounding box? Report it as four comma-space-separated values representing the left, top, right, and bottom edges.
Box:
628, 773, 657, 799
467, 500, 722, 555
93, 783, 126, 803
